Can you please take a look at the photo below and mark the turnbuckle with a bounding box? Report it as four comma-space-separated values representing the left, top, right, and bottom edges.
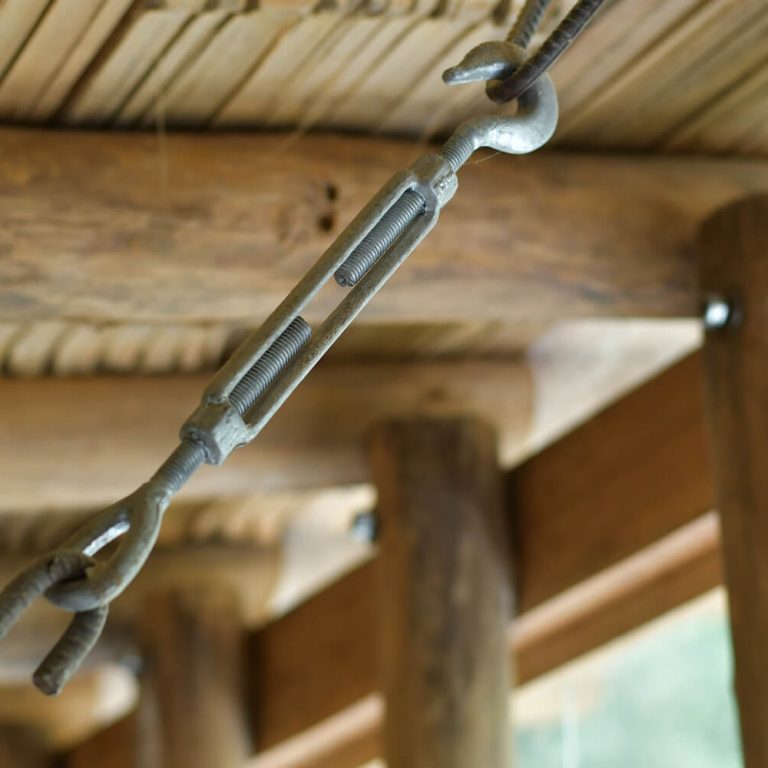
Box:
181, 67, 557, 467
0, 67, 558, 694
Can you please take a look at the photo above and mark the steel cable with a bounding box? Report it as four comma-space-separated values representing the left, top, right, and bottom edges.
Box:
490, 0, 608, 103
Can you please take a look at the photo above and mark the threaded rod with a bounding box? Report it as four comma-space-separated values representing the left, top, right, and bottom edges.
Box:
335, 191, 426, 287
153, 440, 207, 495
229, 317, 312, 416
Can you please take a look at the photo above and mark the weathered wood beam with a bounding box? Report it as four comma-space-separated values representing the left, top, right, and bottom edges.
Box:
66, 713, 136, 768
0, 726, 49, 768
246, 353, 715, 751
248, 515, 723, 768
1, 129, 766, 323
64, 352, 720, 767
67, 513, 724, 768
698, 195, 768, 767
371, 418, 512, 767
0, 360, 531, 512
513, 352, 714, 611
138, 587, 251, 768
515, 512, 722, 684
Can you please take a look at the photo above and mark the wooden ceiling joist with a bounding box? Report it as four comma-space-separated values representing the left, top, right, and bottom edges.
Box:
2, 129, 767, 325
64, 352, 723, 768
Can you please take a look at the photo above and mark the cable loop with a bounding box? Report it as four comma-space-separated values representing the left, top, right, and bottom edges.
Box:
0, 550, 108, 695
0, 442, 203, 692
443, 0, 608, 103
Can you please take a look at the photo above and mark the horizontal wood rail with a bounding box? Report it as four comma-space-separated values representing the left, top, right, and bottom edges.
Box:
0, 360, 531, 512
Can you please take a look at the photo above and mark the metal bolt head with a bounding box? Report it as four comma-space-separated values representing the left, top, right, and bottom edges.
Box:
703, 296, 732, 330
350, 510, 378, 544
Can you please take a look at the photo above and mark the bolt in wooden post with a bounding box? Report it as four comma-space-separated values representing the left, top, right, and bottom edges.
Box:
698, 194, 768, 767
138, 586, 250, 768
369, 417, 512, 768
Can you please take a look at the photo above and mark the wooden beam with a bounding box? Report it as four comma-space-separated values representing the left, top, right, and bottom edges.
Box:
698, 194, 768, 767
1, 129, 766, 324
0, 727, 49, 768
0, 360, 531, 512
66, 714, 137, 768
248, 515, 723, 768
514, 512, 722, 684
245, 353, 715, 751
370, 418, 511, 767
137, 587, 251, 768
65, 352, 721, 767
513, 352, 715, 611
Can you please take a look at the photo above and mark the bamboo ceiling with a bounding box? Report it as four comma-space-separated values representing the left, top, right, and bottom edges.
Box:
0, 0, 745, 754
0, 0, 765, 155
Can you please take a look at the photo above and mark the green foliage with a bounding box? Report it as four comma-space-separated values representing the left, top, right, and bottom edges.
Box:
516, 609, 742, 767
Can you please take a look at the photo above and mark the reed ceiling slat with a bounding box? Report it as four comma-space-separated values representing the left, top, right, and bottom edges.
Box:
0, 0, 763, 156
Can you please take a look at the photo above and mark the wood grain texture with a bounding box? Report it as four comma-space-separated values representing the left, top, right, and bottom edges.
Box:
152, 7, 304, 128
214, 11, 355, 127
138, 587, 251, 768
370, 418, 511, 768
1, 130, 766, 324
66, 714, 138, 768
0, 360, 532, 511
0, 0, 105, 121
248, 518, 723, 768
0, 0, 52, 83
558, 0, 768, 148
65, 353, 723, 767
114, 9, 232, 127
697, 194, 768, 768
0, 727, 49, 768
59, 6, 197, 126
514, 513, 722, 684
0, 0, 766, 155
513, 352, 714, 611
242, 353, 716, 752
28, 0, 136, 122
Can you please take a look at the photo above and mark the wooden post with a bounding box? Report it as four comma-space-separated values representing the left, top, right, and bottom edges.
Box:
0, 726, 48, 768
138, 586, 251, 768
369, 417, 512, 768
698, 194, 768, 767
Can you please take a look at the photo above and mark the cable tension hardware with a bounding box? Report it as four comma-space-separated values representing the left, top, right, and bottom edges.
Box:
0, 0, 607, 695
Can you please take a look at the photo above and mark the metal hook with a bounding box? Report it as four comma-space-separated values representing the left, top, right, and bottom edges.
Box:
442, 40, 525, 87
444, 40, 554, 106
440, 64, 558, 167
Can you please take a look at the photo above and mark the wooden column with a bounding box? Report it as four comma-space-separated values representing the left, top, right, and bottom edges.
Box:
0, 727, 48, 768
369, 417, 512, 768
138, 586, 251, 768
698, 194, 768, 767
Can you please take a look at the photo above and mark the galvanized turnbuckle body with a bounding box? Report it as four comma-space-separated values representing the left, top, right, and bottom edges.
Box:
0, 59, 558, 694
182, 63, 558, 467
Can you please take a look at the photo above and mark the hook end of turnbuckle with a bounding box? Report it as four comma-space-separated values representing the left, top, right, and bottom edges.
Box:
442, 41, 524, 87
